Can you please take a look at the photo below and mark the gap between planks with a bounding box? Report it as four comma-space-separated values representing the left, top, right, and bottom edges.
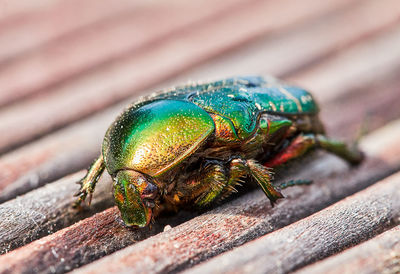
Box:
294, 225, 400, 274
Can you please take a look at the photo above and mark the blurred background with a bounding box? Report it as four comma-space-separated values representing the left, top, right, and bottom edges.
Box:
0, 0, 400, 272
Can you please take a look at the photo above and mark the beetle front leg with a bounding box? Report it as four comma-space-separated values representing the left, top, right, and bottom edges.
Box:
194, 163, 227, 207
73, 155, 105, 208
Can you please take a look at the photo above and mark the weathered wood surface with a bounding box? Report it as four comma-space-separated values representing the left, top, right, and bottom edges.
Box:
0, 0, 140, 66
184, 172, 400, 274
0, 0, 250, 106
0, 172, 113, 255
1, 1, 400, 273
295, 225, 400, 274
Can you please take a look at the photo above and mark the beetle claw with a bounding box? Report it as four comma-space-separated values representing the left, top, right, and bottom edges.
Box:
87, 193, 93, 206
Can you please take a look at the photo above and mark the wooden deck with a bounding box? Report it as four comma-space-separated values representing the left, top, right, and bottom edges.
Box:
0, 0, 400, 273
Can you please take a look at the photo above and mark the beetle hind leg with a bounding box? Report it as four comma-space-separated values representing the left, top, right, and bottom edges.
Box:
73, 155, 105, 208
317, 135, 364, 165
264, 133, 364, 168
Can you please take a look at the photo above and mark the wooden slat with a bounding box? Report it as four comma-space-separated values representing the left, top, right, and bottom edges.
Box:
295, 225, 400, 274
0, 0, 147, 65
0, 0, 250, 107
183, 172, 400, 274
289, 26, 400, 103
2, 2, 400, 202
170, 0, 400, 81
0, 171, 114, 254
0, 0, 354, 154
0, 0, 60, 21
0, 107, 116, 202
1, 106, 400, 271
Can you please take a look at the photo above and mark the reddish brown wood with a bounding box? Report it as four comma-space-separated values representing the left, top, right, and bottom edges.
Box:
295, 225, 400, 274
0, 0, 146, 66
0, 0, 353, 154
1, 115, 400, 272
0, 172, 114, 255
0, 0, 55, 21
0, 106, 117, 201
184, 172, 400, 274
0, 207, 165, 274
172, 0, 400, 80
0, 0, 250, 107
289, 24, 400, 103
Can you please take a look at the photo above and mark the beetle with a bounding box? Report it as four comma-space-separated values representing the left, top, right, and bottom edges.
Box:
74, 76, 363, 227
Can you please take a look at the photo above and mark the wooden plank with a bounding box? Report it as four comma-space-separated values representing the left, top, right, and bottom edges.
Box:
0, 0, 59, 21
2, 3, 400, 202
0, 171, 114, 254
0, 0, 354, 154
289, 27, 400, 103
294, 225, 400, 274
184, 172, 400, 274
1, 109, 400, 271
170, 0, 400, 81
0, 0, 250, 106
0, 0, 147, 65
0, 107, 117, 202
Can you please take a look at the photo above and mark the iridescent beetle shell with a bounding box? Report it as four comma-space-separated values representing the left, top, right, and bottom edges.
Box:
74, 76, 363, 227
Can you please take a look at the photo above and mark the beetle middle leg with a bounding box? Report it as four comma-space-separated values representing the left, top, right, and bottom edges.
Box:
193, 158, 250, 207
193, 157, 282, 207
264, 133, 364, 168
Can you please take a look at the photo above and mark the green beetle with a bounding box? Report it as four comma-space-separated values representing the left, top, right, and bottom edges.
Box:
74, 76, 363, 227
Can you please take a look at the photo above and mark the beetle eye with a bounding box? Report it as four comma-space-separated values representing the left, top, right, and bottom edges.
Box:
141, 182, 158, 200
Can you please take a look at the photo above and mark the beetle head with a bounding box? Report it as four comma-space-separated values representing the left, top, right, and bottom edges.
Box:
113, 170, 158, 227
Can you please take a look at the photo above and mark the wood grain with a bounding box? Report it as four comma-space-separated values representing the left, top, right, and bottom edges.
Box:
295, 225, 400, 274
185, 172, 400, 274
0, 0, 146, 67
0, 0, 249, 106
0, 172, 114, 255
